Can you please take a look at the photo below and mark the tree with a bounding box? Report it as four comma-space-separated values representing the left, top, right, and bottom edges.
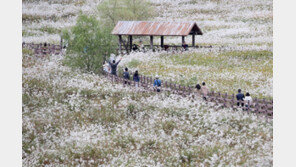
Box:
63, 14, 116, 73
97, 0, 155, 27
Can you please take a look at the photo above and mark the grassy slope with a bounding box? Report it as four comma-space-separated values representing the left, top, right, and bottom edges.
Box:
22, 0, 273, 166
22, 52, 272, 166
122, 50, 273, 99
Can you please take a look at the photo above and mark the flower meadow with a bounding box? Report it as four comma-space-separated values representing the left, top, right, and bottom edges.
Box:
23, 52, 272, 166
23, 0, 272, 49
22, 0, 273, 98
119, 48, 273, 99
22, 0, 273, 166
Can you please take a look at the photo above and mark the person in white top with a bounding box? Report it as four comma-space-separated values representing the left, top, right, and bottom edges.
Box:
201, 82, 209, 100
244, 92, 253, 108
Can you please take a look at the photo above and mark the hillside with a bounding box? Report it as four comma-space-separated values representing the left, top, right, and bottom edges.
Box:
23, 52, 272, 166
22, 0, 273, 166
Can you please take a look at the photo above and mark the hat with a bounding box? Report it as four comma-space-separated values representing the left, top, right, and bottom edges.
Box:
155, 75, 159, 78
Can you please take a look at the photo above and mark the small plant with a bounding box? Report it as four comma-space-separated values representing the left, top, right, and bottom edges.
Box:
162, 120, 176, 135
126, 103, 137, 118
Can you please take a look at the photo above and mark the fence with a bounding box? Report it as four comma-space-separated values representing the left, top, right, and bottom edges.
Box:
22, 42, 62, 55
22, 42, 273, 119
103, 71, 273, 119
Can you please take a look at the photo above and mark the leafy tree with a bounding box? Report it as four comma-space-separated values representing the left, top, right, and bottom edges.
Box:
63, 14, 116, 73
97, 0, 155, 27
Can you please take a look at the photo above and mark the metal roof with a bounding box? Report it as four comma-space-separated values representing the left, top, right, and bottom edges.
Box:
111, 21, 203, 36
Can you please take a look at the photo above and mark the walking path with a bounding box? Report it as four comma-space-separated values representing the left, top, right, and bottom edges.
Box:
22, 42, 273, 119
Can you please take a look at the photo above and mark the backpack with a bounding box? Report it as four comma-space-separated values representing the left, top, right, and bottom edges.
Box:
156, 79, 161, 87
124, 72, 130, 79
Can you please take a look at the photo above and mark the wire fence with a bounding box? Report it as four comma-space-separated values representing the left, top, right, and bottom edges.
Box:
22, 42, 62, 55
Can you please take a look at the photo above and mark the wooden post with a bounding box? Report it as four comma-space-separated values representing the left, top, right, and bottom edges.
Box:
212, 91, 215, 97
192, 34, 195, 47
160, 36, 164, 48
182, 36, 185, 45
140, 75, 142, 83
129, 35, 133, 52
150, 36, 153, 50
189, 86, 192, 94
118, 35, 122, 54
60, 34, 63, 48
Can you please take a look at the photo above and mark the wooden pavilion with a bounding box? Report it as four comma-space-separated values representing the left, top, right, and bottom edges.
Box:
111, 21, 203, 53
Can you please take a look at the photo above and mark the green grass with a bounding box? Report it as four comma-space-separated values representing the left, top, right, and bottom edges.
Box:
128, 59, 141, 68
124, 50, 273, 99
39, 26, 61, 34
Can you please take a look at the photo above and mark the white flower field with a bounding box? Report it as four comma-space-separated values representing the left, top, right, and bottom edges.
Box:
22, 0, 273, 166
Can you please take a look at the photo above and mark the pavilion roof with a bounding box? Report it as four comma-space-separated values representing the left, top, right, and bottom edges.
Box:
111, 21, 203, 36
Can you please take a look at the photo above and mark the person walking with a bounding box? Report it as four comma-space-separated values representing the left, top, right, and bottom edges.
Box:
195, 83, 201, 94
133, 70, 140, 87
108, 57, 122, 76
236, 89, 245, 107
244, 92, 252, 108
123, 67, 130, 85
201, 82, 209, 100
153, 75, 162, 92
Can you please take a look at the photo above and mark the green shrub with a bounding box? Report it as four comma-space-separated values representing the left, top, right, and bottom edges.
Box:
63, 14, 116, 73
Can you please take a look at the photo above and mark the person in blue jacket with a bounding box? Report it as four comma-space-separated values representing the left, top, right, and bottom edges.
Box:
153, 75, 162, 92
236, 89, 245, 106
123, 67, 130, 85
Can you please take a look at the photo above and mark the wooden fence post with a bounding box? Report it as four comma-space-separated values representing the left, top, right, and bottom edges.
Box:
254, 97, 258, 104
188, 86, 191, 95
210, 91, 214, 96
225, 93, 228, 99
